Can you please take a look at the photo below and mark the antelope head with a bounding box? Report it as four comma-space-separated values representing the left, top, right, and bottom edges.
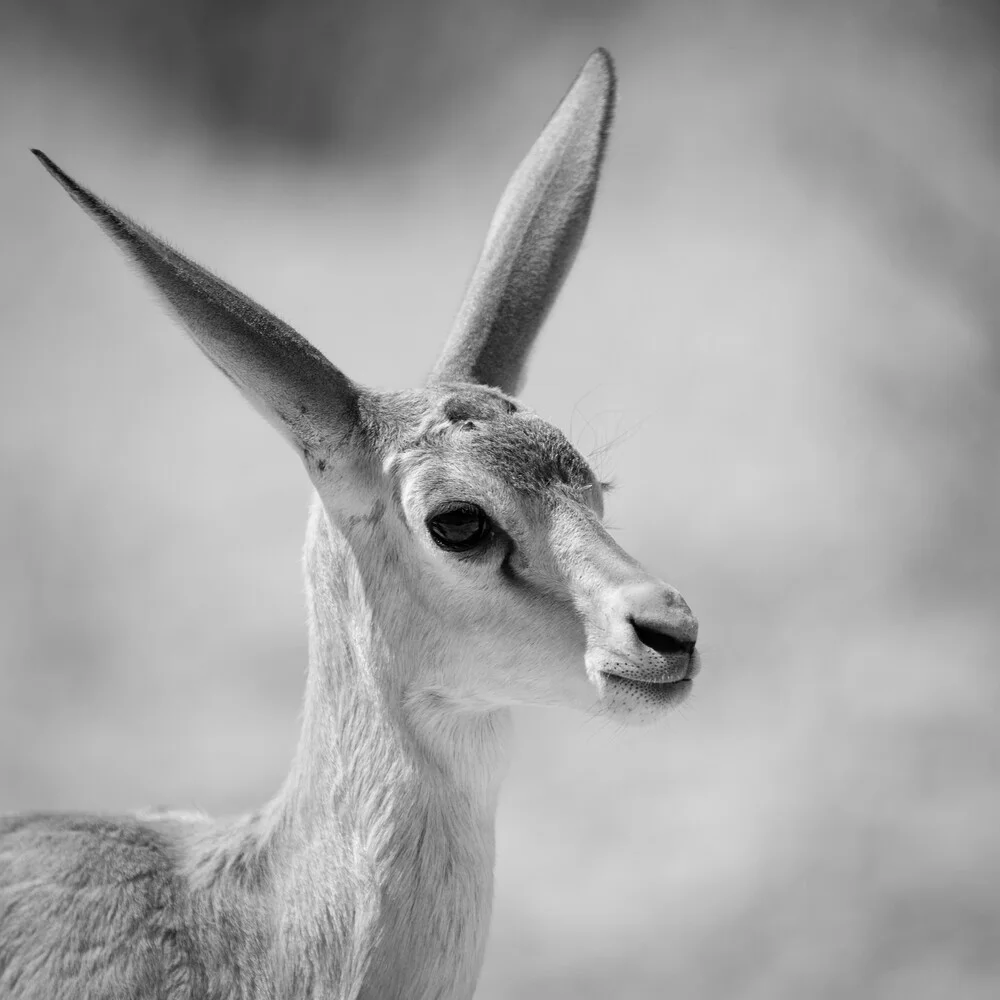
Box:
33, 50, 698, 729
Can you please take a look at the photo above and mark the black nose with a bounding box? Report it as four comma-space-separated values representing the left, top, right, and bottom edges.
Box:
630, 618, 696, 657
616, 581, 699, 656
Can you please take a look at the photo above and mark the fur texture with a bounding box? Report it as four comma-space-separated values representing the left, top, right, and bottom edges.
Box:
2, 48, 700, 1000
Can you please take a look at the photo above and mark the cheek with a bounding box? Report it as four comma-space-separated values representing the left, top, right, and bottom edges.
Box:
462, 583, 587, 668
405, 573, 593, 709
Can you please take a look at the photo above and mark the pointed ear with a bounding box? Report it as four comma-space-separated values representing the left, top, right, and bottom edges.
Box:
430, 48, 616, 395
32, 150, 365, 465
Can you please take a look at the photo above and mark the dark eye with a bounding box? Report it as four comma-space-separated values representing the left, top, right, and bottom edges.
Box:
427, 505, 492, 553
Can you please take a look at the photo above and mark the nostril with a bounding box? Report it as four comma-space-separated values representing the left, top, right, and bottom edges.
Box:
630, 619, 695, 657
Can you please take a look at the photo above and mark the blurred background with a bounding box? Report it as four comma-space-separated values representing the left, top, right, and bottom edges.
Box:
2, 0, 999, 996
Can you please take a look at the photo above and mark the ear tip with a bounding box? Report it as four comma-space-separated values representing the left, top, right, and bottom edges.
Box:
31, 148, 67, 185
589, 47, 616, 76
30, 150, 95, 211
585, 48, 616, 90
577, 49, 617, 125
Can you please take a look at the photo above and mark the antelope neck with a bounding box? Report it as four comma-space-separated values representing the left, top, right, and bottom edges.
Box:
266, 500, 511, 999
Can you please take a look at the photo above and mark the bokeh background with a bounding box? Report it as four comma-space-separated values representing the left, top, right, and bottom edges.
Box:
2, 0, 999, 996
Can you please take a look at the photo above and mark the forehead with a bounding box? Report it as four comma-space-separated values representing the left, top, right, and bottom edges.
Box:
394, 385, 595, 494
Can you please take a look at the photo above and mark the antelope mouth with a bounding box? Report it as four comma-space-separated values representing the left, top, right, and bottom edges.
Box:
597, 647, 699, 710
599, 671, 694, 707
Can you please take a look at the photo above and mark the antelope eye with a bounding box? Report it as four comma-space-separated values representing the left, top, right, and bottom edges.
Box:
427, 505, 492, 553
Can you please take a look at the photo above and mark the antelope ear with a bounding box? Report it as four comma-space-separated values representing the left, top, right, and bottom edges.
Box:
32, 150, 365, 466
430, 48, 616, 395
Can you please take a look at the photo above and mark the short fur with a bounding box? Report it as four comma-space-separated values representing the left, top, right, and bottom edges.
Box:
2, 49, 699, 1000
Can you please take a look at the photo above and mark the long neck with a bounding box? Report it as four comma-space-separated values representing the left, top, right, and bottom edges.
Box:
266, 499, 511, 1000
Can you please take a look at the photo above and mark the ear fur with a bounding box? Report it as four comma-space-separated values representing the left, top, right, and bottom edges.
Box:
430, 48, 616, 395
32, 150, 364, 461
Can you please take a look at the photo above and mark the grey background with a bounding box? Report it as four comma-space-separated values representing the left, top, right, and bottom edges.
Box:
1, 1, 998, 996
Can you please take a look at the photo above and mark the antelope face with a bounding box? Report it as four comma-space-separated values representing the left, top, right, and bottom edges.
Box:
36, 49, 700, 726
382, 385, 699, 724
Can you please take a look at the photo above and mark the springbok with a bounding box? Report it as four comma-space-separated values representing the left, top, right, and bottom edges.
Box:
0, 49, 699, 1000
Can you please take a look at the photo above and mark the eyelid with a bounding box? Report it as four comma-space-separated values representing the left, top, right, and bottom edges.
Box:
428, 499, 505, 530
428, 497, 488, 516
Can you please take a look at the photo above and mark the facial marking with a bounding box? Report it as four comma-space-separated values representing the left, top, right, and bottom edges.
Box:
345, 498, 386, 532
